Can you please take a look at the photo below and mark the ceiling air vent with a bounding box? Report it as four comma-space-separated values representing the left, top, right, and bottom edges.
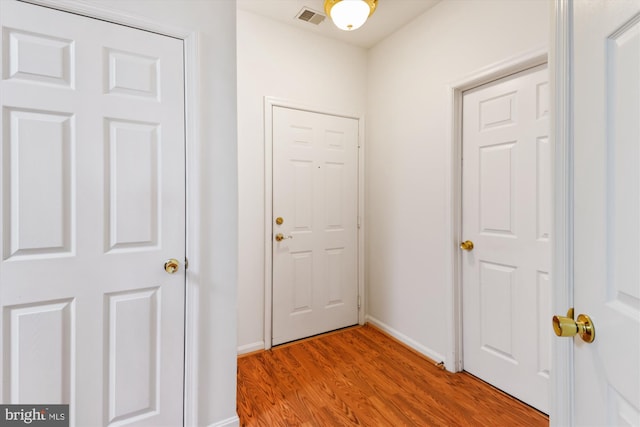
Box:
296, 7, 326, 25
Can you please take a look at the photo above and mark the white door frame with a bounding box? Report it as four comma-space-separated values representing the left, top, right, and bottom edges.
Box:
263, 97, 365, 350
444, 47, 548, 373
15, 1, 201, 424
445, 6, 574, 424
444, 47, 555, 395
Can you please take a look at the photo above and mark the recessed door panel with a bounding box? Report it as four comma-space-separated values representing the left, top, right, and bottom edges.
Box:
479, 92, 516, 130
536, 137, 551, 241
325, 163, 344, 228
291, 252, 313, 314
479, 142, 515, 236
105, 49, 159, 99
292, 160, 313, 231
325, 129, 345, 150
5, 299, 75, 403
3, 28, 74, 87
609, 17, 640, 306
326, 248, 344, 307
106, 119, 159, 251
106, 289, 159, 425
479, 261, 516, 362
3, 108, 74, 260
536, 271, 551, 379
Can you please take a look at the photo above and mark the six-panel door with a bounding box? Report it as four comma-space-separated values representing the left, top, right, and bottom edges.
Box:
0, 2, 186, 425
272, 106, 359, 346
461, 64, 551, 413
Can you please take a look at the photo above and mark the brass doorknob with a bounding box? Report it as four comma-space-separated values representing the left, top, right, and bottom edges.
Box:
275, 233, 293, 242
275, 217, 284, 225
460, 240, 474, 251
552, 308, 595, 343
164, 258, 180, 274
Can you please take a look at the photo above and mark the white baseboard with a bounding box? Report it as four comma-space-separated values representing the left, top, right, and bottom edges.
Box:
366, 315, 447, 366
207, 414, 240, 427
237, 341, 265, 355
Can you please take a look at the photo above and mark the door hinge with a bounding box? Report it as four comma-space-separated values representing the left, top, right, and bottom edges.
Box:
357, 216, 361, 229
357, 295, 361, 309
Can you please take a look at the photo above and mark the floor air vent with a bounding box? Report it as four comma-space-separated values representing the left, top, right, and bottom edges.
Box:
296, 7, 325, 25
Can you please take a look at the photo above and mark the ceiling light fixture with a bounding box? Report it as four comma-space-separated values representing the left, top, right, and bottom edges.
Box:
324, 0, 378, 31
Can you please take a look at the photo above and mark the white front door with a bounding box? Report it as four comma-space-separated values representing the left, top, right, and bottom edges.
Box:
461, 64, 551, 413
571, 1, 640, 424
271, 106, 358, 346
0, 2, 186, 426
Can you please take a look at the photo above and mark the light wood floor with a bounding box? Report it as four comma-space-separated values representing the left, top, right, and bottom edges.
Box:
237, 324, 548, 426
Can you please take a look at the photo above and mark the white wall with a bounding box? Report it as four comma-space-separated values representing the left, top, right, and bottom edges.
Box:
236, 9, 367, 353
366, 0, 549, 365
76, 1, 239, 425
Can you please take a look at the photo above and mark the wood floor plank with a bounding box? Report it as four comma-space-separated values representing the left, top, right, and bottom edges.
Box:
237, 324, 549, 426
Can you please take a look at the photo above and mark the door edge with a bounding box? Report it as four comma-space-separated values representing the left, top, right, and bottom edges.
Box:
549, 1, 575, 425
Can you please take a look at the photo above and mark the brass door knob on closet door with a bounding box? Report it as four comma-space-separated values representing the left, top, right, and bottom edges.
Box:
552, 308, 595, 343
460, 240, 474, 251
164, 258, 180, 274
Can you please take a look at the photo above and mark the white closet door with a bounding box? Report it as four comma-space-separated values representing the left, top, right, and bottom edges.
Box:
0, 2, 186, 425
462, 65, 551, 413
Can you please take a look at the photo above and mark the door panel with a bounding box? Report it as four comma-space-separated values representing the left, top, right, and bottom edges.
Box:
4, 109, 74, 258
573, 2, 640, 424
106, 288, 160, 424
106, 119, 160, 251
0, 2, 185, 426
462, 65, 550, 413
6, 299, 74, 403
272, 106, 358, 346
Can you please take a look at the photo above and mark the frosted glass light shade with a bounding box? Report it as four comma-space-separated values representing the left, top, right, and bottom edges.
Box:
330, 0, 370, 31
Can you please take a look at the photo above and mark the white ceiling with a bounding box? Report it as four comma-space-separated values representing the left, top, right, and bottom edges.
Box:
236, 0, 441, 49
